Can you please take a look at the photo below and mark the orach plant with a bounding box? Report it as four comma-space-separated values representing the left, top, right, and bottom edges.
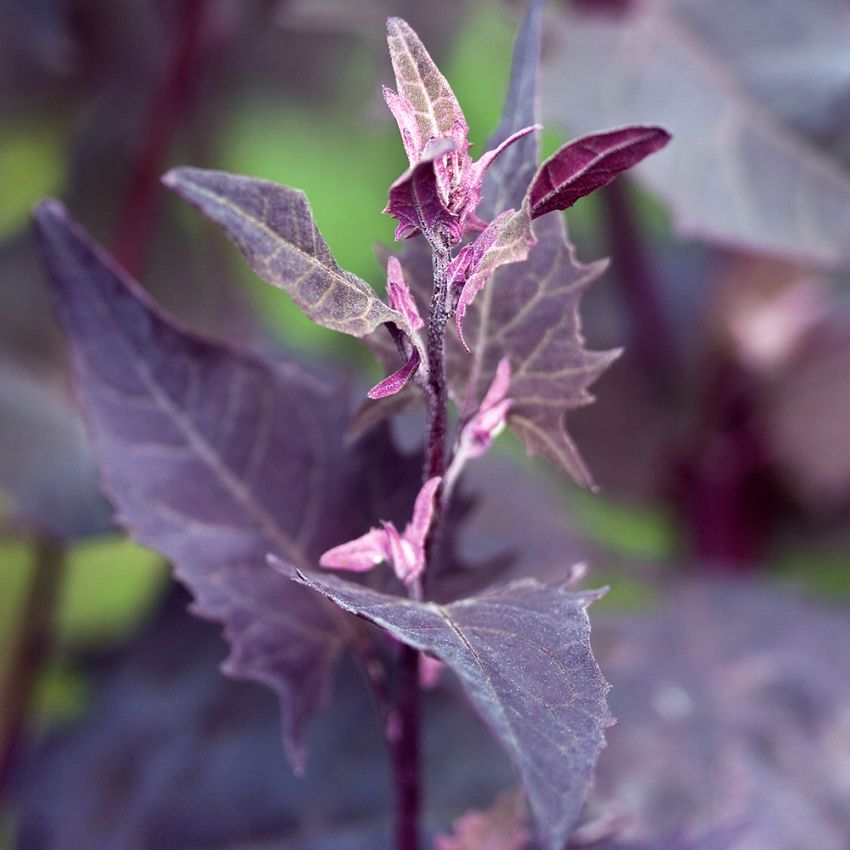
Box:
32, 3, 669, 848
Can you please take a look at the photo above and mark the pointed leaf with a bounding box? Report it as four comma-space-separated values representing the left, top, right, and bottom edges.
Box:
479, 0, 546, 220
450, 215, 617, 488
367, 346, 421, 400
386, 16, 467, 162
33, 200, 357, 773
286, 567, 612, 850
455, 208, 535, 351
386, 138, 462, 242
527, 126, 671, 220
162, 167, 411, 339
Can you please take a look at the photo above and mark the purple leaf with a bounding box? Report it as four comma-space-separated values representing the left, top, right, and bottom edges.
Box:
454, 208, 535, 351
162, 167, 415, 341
478, 0, 546, 220
32, 200, 362, 773
287, 568, 612, 850
367, 346, 421, 400
385, 138, 463, 243
386, 255, 423, 330
526, 126, 671, 220
448, 213, 617, 488
543, 2, 850, 269
385, 16, 467, 165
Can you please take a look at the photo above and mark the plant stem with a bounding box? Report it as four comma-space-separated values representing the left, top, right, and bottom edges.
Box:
393, 642, 422, 850
111, 0, 209, 277
392, 232, 453, 850
0, 539, 65, 796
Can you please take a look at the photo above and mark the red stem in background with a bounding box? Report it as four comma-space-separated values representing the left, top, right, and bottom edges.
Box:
111, 0, 209, 277
0, 539, 65, 796
602, 179, 675, 391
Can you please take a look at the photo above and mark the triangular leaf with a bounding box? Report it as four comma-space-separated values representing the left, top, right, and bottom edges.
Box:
286, 566, 612, 850
33, 200, 366, 773
162, 167, 414, 342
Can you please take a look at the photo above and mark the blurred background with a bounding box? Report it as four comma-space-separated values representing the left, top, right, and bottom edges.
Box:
1, 0, 849, 848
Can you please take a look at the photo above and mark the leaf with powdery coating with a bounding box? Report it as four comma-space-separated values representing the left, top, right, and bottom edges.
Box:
385, 16, 467, 164
284, 567, 612, 850
454, 208, 535, 351
526, 126, 671, 220
162, 167, 415, 344
452, 214, 618, 488
386, 138, 462, 243
32, 200, 364, 774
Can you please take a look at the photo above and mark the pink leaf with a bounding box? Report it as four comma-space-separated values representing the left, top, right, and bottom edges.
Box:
386, 255, 423, 331
367, 347, 421, 400
405, 475, 441, 550
436, 791, 530, 850
385, 17, 468, 165
319, 528, 389, 572
526, 125, 671, 220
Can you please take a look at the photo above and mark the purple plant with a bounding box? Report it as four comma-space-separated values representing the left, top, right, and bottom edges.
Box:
32, 3, 668, 848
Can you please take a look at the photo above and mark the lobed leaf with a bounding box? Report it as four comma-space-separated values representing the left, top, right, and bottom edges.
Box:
526, 126, 671, 220
32, 200, 365, 772
285, 566, 612, 850
162, 167, 413, 340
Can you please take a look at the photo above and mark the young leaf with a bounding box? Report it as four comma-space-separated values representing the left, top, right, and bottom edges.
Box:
436, 790, 530, 850
162, 167, 414, 341
32, 200, 361, 773
526, 126, 671, 220
385, 16, 467, 164
284, 566, 612, 850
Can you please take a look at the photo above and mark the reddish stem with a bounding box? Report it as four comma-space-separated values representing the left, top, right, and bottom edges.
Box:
111, 0, 209, 277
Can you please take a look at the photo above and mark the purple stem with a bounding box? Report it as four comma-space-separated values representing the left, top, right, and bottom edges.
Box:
602, 179, 675, 389
393, 643, 422, 850
111, 0, 209, 278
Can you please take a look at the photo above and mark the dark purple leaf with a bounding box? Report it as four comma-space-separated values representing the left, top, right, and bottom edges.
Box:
385, 138, 463, 242
14, 586, 515, 850
450, 214, 618, 488
527, 126, 671, 220
162, 167, 418, 344
543, 3, 850, 269
478, 0, 546, 220
286, 567, 612, 850
32, 200, 361, 772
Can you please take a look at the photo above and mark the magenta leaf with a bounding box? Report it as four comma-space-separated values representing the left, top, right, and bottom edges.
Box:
526, 126, 671, 220
287, 568, 612, 850
367, 346, 421, 400
385, 138, 463, 243
386, 255, 423, 331
32, 200, 375, 773
385, 16, 467, 165
162, 167, 417, 344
